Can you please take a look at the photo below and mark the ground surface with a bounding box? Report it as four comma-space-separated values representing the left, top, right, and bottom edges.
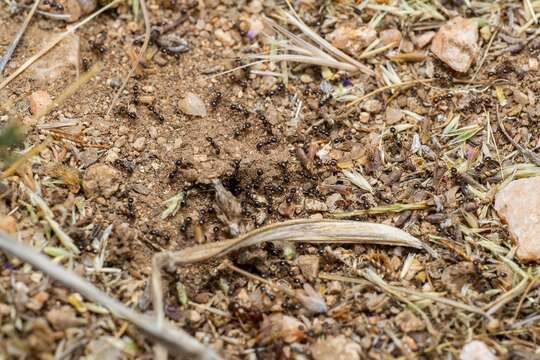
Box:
1, 0, 540, 359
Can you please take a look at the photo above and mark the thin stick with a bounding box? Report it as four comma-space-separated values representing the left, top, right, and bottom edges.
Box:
0, 0, 121, 91
512, 273, 540, 321
470, 30, 498, 82
346, 78, 435, 108
331, 202, 430, 218
486, 277, 529, 315
106, 0, 150, 116
0, 231, 221, 360
223, 261, 296, 297
0, 0, 41, 73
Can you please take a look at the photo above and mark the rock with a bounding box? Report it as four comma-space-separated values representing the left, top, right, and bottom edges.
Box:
325, 193, 343, 212
186, 309, 202, 323
300, 74, 313, 83
414, 31, 436, 48
395, 310, 425, 332
327, 24, 377, 54
82, 164, 121, 198
58, 0, 95, 22
30, 33, 79, 83
133, 137, 146, 151
361, 99, 382, 114
26, 291, 49, 311
28, 90, 52, 115
87, 336, 123, 360
304, 198, 328, 212
441, 261, 474, 293
131, 183, 150, 195
0, 215, 17, 233
215, 29, 235, 46
327, 280, 343, 294
311, 335, 361, 360
79, 149, 99, 168
514, 90, 529, 105
46, 305, 85, 330
246, 0, 262, 13
380, 29, 402, 46
296, 255, 319, 281
431, 17, 478, 73
494, 177, 540, 261
103, 149, 119, 164
385, 107, 403, 124
459, 341, 497, 360
259, 314, 305, 344
179, 92, 207, 117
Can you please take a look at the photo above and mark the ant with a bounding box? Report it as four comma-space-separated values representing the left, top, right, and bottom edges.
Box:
210, 91, 222, 109
230, 103, 250, 117
266, 82, 285, 97
147, 104, 165, 123
256, 110, 273, 135
256, 137, 278, 151
233, 122, 252, 138
206, 137, 221, 154
114, 159, 134, 175
169, 160, 182, 180
127, 197, 136, 218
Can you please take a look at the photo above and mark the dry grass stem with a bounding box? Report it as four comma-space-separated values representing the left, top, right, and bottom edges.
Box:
0, 0, 40, 73
0, 0, 120, 91
151, 219, 424, 331
106, 0, 151, 115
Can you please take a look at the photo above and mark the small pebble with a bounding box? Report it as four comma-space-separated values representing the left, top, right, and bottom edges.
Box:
459, 341, 497, 360
27, 90, 52, 115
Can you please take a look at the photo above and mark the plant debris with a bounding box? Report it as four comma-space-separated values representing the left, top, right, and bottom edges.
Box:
2, 0, 540, 358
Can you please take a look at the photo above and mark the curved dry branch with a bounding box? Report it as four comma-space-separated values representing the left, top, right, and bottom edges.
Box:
151, 219, 425, 328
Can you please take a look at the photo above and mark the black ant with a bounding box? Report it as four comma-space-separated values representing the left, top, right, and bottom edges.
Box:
256, 111, 273, 135
206, 137, 221, 154
82, 58, 91, 71
266, 82, 285, 97
278, 161, 290, 183
256, 137, 277, 151
114, 159, 134, 175
230, 103, 250, 117
90, 31, 107, 55
210, 91, 222, 109
253, 168, 263, 189
169, 160, 182, 180
51, 1, 63, 10
180, 217, 192, 233
233, 122, 252, 138
127, 197, 136, 218
147, 104, 165, 123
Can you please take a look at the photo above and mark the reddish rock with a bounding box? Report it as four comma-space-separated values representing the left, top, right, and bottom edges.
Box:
380, 29, 402, 46
28, 90, 52, 115
414, 31, 436, 48
327, 24, 377, 54
494, 177, 540, 261
431, 17, 478, 73
0, 215, 17, 234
